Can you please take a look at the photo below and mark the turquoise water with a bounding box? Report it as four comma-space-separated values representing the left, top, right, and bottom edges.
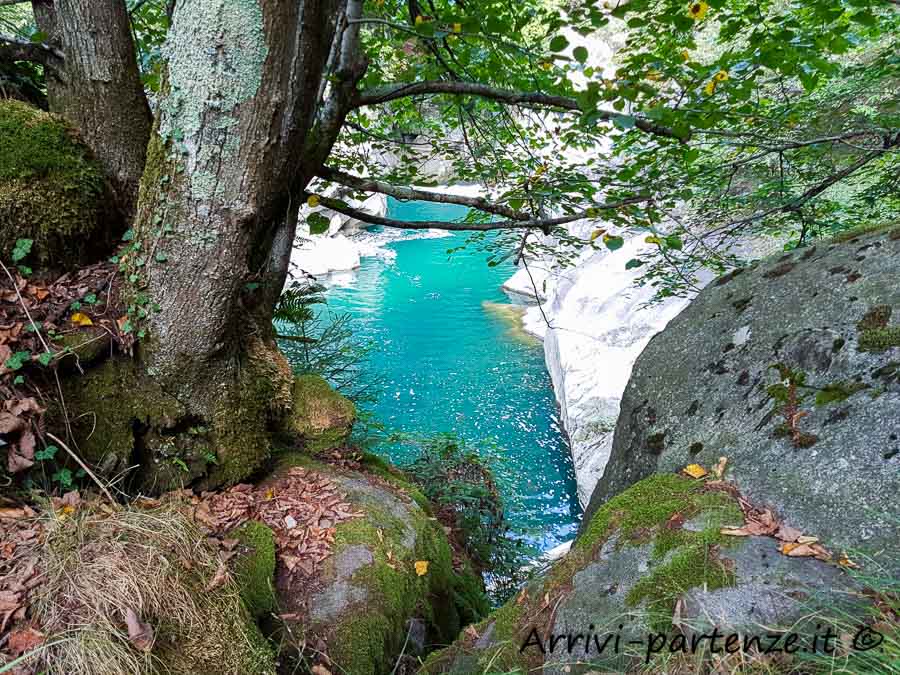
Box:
313, 198, 581, 550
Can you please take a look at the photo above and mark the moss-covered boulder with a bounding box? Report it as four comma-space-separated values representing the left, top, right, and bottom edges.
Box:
0, 100, 118, 268
586, 226, 900, 576
286, 374, 356, 453
424, 475, 860, 674
270, 453, 489, 674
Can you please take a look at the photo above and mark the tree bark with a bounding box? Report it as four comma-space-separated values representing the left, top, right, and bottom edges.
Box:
32, 0, 151, 219
126, 0, 351, 487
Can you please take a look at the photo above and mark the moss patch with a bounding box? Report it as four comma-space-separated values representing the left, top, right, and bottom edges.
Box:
856, 305, 900, 353
286, 374, 355, 454
231, 520, 277, 619
425, 475, 746, 673
815, 381, 868, 406
0, 100, 117, 268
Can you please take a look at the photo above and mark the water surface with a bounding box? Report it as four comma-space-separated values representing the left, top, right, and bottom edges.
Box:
309, 198, 581, 549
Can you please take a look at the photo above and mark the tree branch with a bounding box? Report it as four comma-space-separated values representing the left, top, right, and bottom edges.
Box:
318, 166, 531, 220
0, 32, 64, 66
353, 80, 684, 140
314, 193, 650, 232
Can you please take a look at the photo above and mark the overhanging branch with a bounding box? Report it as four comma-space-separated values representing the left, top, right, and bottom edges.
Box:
315, 193, 650, 232
318, 166, 531, 220
353, 80, 684, 140
0, 32, 64, 66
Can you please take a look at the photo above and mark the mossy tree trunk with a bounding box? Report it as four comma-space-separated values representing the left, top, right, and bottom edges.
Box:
121, 0, 364, 488
32, 0, 152, 219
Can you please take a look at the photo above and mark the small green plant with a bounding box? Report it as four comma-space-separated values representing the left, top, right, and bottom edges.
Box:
403, 433, 534, 604
275, 280, 382, 403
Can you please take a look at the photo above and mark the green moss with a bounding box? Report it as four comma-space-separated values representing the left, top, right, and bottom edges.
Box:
55, 332, 110, 366
831, 221, 899, 243
0, 100, 115, 268
51, 357, 185, 480
857, 305, 892, 332
625, 542, 735, 631
209, 338, 293, 486
231, 521, 277, 619
859, 327, 900, 353
577, 474, 723, 553
815, 381, 868, 406
287, 374, 355, 454
275, 454, 488, 674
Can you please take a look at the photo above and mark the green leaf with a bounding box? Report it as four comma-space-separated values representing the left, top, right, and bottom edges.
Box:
34, 445, 58, 461
665, 235, 684, 250
121, 229, 134, 242
4, 351, 30, 371
11, 239, 33, 263
13, 375, 24, 385
155, 252, 168, 263
549, 35, 569, 52
625, 258, 645, 270
307, 213, 330, 235
37, 352, 52, 367
52, 468, 73, 488
84, 293, 98, 305
603, 235, 625, 251
573, 46, 589, 64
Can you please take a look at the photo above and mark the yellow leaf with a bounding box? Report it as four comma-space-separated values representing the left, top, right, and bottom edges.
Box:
645, 235, 661, 245
306, 194, 320, 208
688, 1, 709, 20
590, 228, 606, 242
682, 463, 708, 479
714, 69, 729, 82
681, 50, 690, 62
70, 312, 93, 327
264, 488, 275, 500
704, 80, 716, 96
452, 22, 461, 33
414, 14, 425, 25
414, 560, 429, 576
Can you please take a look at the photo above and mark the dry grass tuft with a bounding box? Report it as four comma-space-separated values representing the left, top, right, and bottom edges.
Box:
32, 504, 273, 675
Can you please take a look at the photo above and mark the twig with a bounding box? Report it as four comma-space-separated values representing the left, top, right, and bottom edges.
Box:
46, 432, 116, 504
0, 259, 51, 354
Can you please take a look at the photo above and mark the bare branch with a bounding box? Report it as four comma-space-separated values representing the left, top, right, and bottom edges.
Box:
0, 32, 63, 66
354, 80, 683, 140
315, 193, 650, 232
318, 166, 531, 220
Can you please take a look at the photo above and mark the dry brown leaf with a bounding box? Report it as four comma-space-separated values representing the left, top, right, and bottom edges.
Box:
720, 526, 751, 537
8, 626, 44, 656
205, 561, 230, 591
713, 456, 728, 479
124, 607, 154, 652
775, 524, 803, 543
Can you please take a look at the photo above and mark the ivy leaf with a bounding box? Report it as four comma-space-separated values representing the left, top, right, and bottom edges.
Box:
307, 213, 330, 235
573, 46, 589, 64
11, 239, 33, 263
4, 351, 31, 371
37, 352, 52, 367
34, 445, 59, 461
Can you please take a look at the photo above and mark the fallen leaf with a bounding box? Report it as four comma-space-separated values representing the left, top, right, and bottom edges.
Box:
205, 561, 230, 590
713, 456, 728, 479
414, 560, 429, 576
70, 312, 93, 326
775, 524, 803, 543
682, 463, 708, 479
8, 626, 44, 656
720, 526, 751, 537
124, 607, 154, 652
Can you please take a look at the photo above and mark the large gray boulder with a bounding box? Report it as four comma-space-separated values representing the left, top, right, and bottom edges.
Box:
422, 474, 862, 674
584, 226, 900, 574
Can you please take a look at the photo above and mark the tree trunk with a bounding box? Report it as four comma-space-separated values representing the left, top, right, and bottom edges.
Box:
124, 0, 349, 489
32, 0, 151, 219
